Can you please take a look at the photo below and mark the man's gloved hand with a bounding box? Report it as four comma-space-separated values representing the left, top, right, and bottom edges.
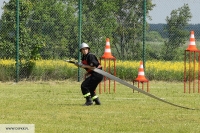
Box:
75, 62, 83, 67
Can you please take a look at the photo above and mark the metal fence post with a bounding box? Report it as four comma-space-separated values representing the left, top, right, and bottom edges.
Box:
78, 0, 82, 82
143, 0, 146, 70
16, 0, 19, 82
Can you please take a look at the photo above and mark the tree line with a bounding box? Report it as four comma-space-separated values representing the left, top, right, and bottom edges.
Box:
149, 24, 200, 39
0, 0, 193, 61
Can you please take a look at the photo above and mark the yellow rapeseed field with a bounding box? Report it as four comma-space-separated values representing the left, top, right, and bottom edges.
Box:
35, 60, 76, 68
0, 59, 15, 66
0, 59, 198, 81
0, 59, 194, 72
107, 60, 193, 73
146, 61, 183, 72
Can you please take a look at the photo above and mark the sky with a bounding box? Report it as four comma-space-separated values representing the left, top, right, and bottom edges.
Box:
148, 0, 200, 24
0, 0, 200, 24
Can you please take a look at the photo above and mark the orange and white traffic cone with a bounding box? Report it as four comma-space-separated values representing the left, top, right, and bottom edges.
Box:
134, 61, 148, 82
101, 38, 115, 59
186, 31, 198, 51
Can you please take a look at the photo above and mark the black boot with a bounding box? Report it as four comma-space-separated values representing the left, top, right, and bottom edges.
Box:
83, 96, 93, 106
93, 97, 101, 105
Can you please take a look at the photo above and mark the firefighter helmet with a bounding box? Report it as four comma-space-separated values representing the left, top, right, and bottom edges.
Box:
80, 43, 90, 52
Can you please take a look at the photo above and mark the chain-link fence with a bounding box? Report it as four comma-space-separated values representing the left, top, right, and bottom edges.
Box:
0, 0, 199, 81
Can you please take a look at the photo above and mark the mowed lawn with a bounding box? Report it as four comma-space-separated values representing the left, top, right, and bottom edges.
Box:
0, 80, 200, 133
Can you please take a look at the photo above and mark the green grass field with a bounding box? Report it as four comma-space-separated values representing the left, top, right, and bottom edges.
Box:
1, 80, 200, 133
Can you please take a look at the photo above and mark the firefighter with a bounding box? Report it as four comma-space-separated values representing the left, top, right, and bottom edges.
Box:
75, 43, 103, 106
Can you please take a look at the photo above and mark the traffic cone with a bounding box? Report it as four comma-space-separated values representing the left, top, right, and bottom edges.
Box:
186, 31, 198, 51
134, 61, 148, 82
101, 38, 115, 59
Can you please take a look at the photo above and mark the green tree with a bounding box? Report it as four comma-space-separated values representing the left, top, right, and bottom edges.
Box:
81, 1, 119, 57
0, 0, 45, 60
82, 0, 155, 60
0, 0, 78, 78
27, 0, 77, 59
146, 31, 164, 42
0, 0, 77, 60
163, 4, 192, 60
0, 0, 42, 60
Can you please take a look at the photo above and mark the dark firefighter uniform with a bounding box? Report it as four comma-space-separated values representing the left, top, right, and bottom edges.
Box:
81, 52, 103, 105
